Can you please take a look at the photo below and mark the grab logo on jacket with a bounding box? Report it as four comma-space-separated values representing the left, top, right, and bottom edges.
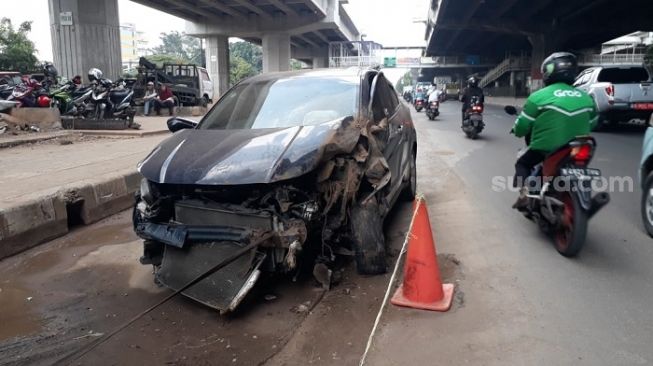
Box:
554, 89, 582, 98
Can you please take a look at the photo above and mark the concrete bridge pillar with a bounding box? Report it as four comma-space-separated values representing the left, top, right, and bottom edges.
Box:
205, 35, 230, 98
528, 33, 563, 91
262, 33, 291, 73
48, 0, 121, 80
312, 57, 328, 69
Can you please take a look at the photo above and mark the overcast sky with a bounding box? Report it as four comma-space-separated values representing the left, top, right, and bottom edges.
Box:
2, 0, 428, 62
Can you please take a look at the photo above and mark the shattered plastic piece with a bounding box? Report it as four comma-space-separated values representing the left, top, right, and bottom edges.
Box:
29, 125, 40, 132
264, 294, 277, 301
26, 297, 33, 301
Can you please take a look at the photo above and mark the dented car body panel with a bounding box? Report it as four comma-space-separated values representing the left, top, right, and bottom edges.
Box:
138, 117, 362, 185
133, 68, 417, 312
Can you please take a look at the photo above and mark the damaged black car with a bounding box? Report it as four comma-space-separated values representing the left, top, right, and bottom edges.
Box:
133, 68, 417, 313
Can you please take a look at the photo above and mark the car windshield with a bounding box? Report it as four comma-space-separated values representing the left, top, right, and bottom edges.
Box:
598, 67, 650, 83
199, 76, 358, 130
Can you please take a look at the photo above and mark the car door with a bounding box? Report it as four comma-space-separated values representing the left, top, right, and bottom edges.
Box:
199, 68, 213, 101
369, 73, 406, 203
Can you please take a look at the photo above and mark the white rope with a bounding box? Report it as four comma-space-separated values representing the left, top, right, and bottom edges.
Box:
359, 195, 423, 366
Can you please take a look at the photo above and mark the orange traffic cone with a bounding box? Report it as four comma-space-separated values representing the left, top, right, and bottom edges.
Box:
391, 197, 454, 312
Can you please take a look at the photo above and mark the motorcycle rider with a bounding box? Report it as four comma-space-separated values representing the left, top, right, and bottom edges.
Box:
460, 76, 484, 122
511, 52, 598, 208
428, 83, 442, 105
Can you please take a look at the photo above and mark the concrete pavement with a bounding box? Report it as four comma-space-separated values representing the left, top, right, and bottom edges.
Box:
364, 101, 652, 365
0, 117, 171, 259
0, 101, 650, 365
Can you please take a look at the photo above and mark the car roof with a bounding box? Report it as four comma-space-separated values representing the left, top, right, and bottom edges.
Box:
240, 68, 370, 85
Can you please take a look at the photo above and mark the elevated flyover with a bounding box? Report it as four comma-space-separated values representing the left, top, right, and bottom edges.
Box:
49, 0, 359, 98
425, 0, 653, 90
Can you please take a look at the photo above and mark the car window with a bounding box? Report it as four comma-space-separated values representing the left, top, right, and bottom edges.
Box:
200, 70, 210, 82
597, 67, 650, 83
199, 76, 358, 130
371, 75, 395, 122
574, 71, 589, 86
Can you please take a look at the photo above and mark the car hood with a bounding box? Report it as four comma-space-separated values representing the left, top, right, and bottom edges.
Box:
138, 116, 361, 185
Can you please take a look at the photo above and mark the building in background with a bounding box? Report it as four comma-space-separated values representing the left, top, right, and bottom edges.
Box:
120, 23, 149, 72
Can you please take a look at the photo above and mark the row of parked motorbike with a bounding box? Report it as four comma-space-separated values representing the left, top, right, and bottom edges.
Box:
0, 63, 136, 123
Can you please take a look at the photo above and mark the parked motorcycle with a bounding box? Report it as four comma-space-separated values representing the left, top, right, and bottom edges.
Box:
87, 69, 136, 123
462, 96, 485, 139
504, 105, 610, 256
426, 100, 440, 120
7, 82, 37, 107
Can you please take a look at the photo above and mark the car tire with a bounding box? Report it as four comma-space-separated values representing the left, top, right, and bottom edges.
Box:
350, 200, 387, 275
641, 172, 653, 238
401, 148, 417, 201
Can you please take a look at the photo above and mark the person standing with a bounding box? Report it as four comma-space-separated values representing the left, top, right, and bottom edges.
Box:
143, 81, 157, 116
155, 84, 175, 116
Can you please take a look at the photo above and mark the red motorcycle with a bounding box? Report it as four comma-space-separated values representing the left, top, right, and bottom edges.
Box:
505, 106, 609, 256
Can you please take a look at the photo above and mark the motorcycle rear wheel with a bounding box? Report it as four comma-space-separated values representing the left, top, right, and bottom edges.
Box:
554, 192, 588, 257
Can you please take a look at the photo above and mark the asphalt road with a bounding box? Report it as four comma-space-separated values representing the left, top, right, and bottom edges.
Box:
0, 100, 651, 365
366, 100, 653, 365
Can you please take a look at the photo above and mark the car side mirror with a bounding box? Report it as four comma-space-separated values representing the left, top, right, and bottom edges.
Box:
504, 105, 518, 116
167, 117, 197, 132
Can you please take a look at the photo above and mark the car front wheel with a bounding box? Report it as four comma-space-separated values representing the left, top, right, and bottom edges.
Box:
350, 200, 387, 275
641, 172, 653, 237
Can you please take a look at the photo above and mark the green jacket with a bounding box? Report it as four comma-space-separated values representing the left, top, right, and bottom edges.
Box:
512, 83, 597, 152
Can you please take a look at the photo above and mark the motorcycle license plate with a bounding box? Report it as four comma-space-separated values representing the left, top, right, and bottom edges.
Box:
560, 168, 601, 180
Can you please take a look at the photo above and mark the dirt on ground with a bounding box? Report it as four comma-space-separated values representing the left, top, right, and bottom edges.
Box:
0, 197, 443, 366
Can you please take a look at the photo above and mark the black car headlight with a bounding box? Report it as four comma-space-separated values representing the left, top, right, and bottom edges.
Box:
140, 178, 155, 205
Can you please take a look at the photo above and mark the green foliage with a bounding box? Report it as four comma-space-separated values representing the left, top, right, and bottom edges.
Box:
151, 31, 202, 65
228, 41, 263, 85
230, 41, 262, 72
0, 18, 39, 72
230, 55, 256, 85
147, 53, 188, 66
290, 59, 305, 70
396, 71, 414, 92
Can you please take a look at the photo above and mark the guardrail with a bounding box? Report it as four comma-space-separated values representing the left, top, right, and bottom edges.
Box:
329, 56, 382, 68
578, 53, 645, 65
480, 56, 530, 88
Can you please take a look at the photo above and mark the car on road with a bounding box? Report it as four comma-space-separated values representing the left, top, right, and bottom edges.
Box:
640, 114, 653, 236
133, 68, 417, 312
574, 65, 653, 130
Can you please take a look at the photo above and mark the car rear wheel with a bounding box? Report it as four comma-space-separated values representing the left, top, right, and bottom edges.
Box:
350, 200, 387, 275
641, 172, 653, 237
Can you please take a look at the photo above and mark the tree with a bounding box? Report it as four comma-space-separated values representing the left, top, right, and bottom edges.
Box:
230, 41, 262, 72
230, 55, 256, 85
228, 41, 263, 85
151, 31, 202, 65
396, 71, 414, 93
0, 18, 39, 72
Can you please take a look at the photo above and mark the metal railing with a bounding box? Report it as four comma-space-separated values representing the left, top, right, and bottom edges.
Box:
480, 56, 530, 88
329, 56, 382, 68
578, 53, 645, 65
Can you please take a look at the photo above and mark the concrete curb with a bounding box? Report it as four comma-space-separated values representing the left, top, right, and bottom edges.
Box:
80, 129, 169, 138
0, 131, 74, 149
0, 170, 142, 260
